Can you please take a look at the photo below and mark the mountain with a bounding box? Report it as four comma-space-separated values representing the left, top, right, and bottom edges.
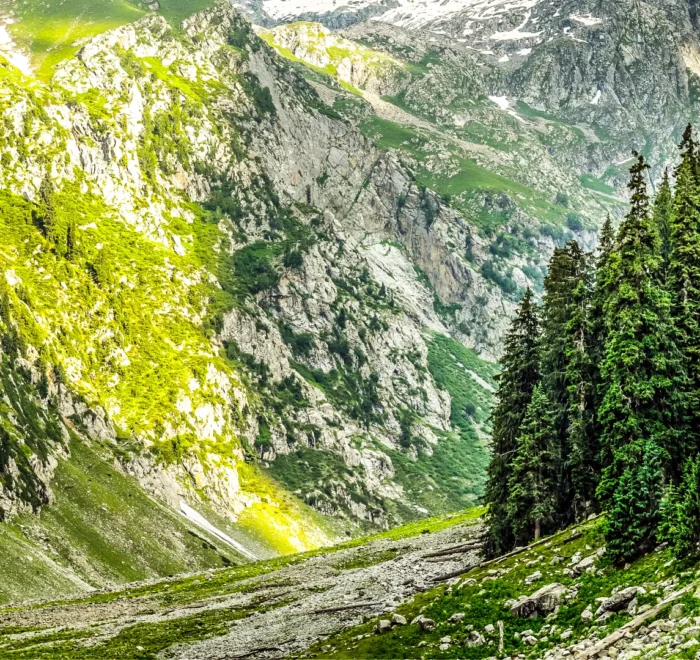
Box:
0, 0, 696, 609
0, 0, 512, 603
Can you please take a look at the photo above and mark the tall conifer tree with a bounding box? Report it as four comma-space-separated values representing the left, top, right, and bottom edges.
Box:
507, 384, 558, 543
598, 154, 689, 560
669, 126, 700, 436
484, 289, 541, 557
654, 170, 673, 285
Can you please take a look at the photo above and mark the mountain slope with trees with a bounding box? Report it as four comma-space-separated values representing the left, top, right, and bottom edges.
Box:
485, 131, 700, 565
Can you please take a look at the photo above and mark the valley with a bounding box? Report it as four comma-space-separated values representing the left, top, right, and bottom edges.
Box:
0, 0, 698, 657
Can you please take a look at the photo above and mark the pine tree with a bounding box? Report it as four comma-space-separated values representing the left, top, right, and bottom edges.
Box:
669, 127, 700, 435
605, 440, 664, 564
484, 289, 541, 557
564, 246, 598, 520
538, 241, 597, 524
34, 175, 56, 240
653, 170, 673, 285
507, 383, 558, 543
598, 154, 690, 559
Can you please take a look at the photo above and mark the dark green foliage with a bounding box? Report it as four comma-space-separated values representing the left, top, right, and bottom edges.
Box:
599, 155, 690, 510
485, 141, 700, 563
565, 213, 584, 232
232, 241, 282, 294
398, 408, 415, 449
33, 175, 56, 239
605, 440, 664, 563
533, 240, 598, 528
669, 126, 700, 432
227, 26, 249, 50
660, 455, 700, 558
507, 384, 558, 543
555, 192, 569, 208
240, 72, 276, 118
484, 289, 540, 557
654, 169, 673, 284
279, 324, 315, 357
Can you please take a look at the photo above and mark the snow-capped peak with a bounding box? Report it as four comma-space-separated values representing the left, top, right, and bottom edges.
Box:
259, 0, 546, 31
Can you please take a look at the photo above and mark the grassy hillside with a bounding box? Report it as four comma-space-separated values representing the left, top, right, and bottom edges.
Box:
0, 0, 215, 79
306, 517, 700, 659
0, 435, 266, 605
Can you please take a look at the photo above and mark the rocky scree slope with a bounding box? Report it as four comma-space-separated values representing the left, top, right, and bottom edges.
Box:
0, 0, 503, 591
302, 515, 700, 660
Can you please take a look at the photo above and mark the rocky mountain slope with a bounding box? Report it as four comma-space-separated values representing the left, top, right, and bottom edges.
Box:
0, 0, 515, 602
0, 0, 698, 608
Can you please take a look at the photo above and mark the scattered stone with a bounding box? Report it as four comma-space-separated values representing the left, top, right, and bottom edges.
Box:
595, 587, 645, 615
419, 618, 436, 632
484, 623, 495, 634
525, 571, 543, 585
573, 555, 597, 575
671, 603, 685, 619
522, 635, 539, 646
448, 612, 465, 623
467, 631, 486, 647
391, 614, 406, 626
581, 605, 593, 622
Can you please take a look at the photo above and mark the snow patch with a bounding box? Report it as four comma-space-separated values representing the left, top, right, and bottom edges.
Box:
590, 89, 601, 105
179, 501, 258, 560
571, 14, 603, 27
259, 0, 546, 33
491, 10, 542, 41
489, 95, 509, 110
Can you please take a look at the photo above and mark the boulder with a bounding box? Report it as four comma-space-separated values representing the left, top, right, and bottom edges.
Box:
595, 587, 645, 616
419, 617, 436, 632
448, 612, 465, 623
510, 583, 571, 618
573, 555, 596, 575
376, 619, 392, 634
525, 570, 543, 585
391, 614, 407, 626
466, 631, 486, 647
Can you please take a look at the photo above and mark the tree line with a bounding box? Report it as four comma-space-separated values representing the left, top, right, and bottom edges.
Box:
484, 126, 700, 564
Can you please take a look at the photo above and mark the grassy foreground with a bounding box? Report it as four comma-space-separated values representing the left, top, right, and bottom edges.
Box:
302, 518, 700, 659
